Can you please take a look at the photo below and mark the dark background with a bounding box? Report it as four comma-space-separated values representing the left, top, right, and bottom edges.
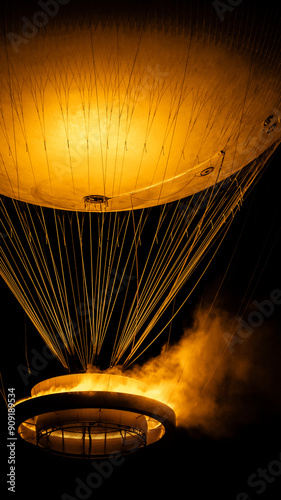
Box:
1, 1, 281, 499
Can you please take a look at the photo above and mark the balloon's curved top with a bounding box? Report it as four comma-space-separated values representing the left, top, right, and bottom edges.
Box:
0, 0, 280, 211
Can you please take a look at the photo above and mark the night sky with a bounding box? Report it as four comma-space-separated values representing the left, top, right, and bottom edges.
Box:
1, 1, 281, 499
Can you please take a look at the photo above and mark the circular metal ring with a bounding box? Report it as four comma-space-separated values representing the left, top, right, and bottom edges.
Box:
16, 383, 175, 459
200, 167, 214, 176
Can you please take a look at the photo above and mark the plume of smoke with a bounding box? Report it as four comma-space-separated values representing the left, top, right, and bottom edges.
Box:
127, 305, 281, 438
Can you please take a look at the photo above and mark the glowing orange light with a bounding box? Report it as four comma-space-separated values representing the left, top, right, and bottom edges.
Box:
1, 22, 280, 211
16, 373, 175, 458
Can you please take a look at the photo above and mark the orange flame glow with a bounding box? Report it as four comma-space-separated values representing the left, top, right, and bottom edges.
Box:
18, 306, 281, 439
